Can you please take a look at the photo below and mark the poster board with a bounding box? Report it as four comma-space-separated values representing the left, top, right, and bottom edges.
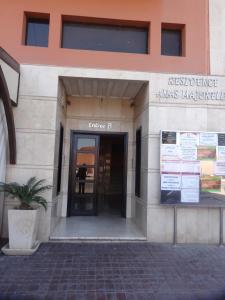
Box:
160, 131, 225, 204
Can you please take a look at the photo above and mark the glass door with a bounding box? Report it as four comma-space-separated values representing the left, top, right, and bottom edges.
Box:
69, 133, 99, 216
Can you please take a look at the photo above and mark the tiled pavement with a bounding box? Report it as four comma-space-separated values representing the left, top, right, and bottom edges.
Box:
0, 242, 225, 299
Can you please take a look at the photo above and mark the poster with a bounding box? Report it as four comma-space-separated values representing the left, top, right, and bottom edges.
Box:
218, 134, 225, 146
181, 189, 199, 203
162, 131, 176, 144
197, 146, 216, 160
180, 147, 197, 161
161, 161, 181, 173
182, 175, 200, 189
161, 144, 180, 161
201, 176, 221, 192
161, 174, 181, 191
217, 146, 225, 161
215, 161, 225, 176
199, 133, 218, 146
180, 132, 199, 148
181, 161, 200, 174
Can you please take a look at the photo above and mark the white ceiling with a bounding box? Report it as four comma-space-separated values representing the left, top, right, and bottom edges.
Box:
61, 77, 146, 100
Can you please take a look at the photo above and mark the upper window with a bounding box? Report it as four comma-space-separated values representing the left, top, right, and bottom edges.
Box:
161, 24, 184, 57
25, 18, 49, 47
61, 21, 148, 54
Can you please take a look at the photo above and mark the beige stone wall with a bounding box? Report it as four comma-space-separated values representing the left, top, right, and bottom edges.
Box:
209, 0, 225, 75
3, 65, 58, 241
51, 80, 67, 232
4, 63, 225, 244
146, 72, 225, 244
133, 85, 149, 234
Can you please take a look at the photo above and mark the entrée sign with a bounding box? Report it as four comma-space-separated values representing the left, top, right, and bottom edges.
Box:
88, 122, 112, 130
156, 76, 225, 101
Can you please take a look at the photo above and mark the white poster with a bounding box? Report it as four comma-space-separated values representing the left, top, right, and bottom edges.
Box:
199, 133, 218, 146
217, 146, 225, 161
180, 132, 199, 148
161, 174, 181, 191
182, 175, 200, 189
180, 147, 197, 161
161, 144, 180, 161
181, 161, 200, 174
161, 161, 181, 173
181, 189, 199, 203
215, 161, 225, 176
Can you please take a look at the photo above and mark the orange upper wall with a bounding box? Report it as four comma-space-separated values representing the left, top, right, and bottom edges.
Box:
0, 0, 209, 75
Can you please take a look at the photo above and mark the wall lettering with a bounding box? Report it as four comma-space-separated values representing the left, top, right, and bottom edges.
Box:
88, 122, 112, 130
156, 76, 225, 101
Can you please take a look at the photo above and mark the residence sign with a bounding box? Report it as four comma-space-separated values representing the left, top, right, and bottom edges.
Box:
156, 76, 225, 101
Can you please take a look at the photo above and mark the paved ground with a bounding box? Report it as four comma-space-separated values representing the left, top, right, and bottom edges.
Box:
0, 242, 225, 299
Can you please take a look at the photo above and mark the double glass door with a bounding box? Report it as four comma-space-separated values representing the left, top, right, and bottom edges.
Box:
69, 134, 99, 216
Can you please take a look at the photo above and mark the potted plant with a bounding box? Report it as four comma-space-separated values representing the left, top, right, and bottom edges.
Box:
0, 177, 51, 255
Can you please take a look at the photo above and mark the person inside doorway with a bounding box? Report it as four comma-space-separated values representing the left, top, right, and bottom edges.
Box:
76, 164, 87, 194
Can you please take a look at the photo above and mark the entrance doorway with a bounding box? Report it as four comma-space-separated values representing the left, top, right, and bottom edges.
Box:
68, 132, 127, 218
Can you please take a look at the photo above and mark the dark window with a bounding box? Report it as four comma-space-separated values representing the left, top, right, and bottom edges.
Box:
135, 128, 141, 197
161, 29, 182, 56
25, 18, 49, 47
62, 22, 148, 54
57, 124, 64, 195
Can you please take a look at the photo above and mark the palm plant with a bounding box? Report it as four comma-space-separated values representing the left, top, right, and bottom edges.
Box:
0, 177, 52, 210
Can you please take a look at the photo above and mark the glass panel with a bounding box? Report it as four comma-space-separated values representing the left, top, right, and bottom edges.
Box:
73, 196, 94, 211
62, 22, 148, 54
77, 138, 96, 151
85, 199, 94, 210
161, 29, 182, 56
75, 181, 94, 194
75, 167, 95, 181
76, 153, 95, 166
26, 19, 49, 47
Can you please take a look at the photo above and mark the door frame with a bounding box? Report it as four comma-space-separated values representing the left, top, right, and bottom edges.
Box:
67, 130, 128, 218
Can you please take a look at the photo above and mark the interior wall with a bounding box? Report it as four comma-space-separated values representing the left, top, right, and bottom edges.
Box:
0, 100, 8, 235
133, 84, 149, 235
60, 96, 134, 218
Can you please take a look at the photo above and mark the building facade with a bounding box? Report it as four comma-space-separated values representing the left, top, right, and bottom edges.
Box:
0, 0, 225, 243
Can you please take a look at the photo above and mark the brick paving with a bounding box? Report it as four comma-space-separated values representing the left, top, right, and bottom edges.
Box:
0, 242, 225, 299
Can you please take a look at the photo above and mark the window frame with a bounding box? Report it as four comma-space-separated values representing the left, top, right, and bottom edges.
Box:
161, 23, 185, 57
61, 17, 149, 54
135, 127, 142, 198
24, 13, 50, 47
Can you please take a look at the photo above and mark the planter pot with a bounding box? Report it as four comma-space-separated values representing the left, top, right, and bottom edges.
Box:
8, 209, 39, 249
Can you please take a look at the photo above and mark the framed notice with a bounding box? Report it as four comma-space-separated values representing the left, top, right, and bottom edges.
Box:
218, 134, 225, 146
180, 132, 199, 148
161, 174, 181, 191
181, 189, 199, 203
180, 148, 197, 161
162, 131, 176, 144
217, 146, 225, 161
161, 144, 180, 161
160, 130, 225, 205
